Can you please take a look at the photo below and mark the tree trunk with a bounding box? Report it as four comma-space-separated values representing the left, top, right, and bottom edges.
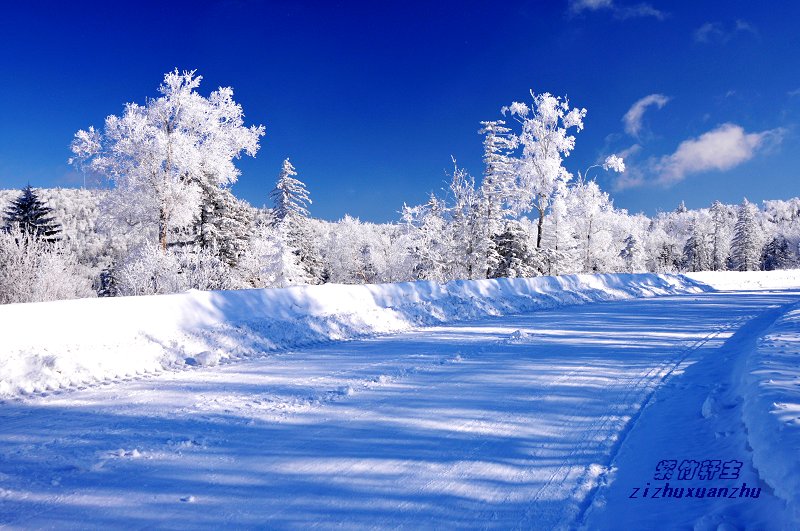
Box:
159, 206, 168, 252
536, 208, 544, 249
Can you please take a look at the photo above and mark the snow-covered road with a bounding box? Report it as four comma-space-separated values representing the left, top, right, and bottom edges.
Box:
1, 290, 798, 529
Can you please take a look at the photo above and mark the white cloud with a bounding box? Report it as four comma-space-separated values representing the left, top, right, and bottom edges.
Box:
695, 20, 757, 43
569, 0, 614, 13
616, 3, 666, 20
568, 0, 665, 19
622, 94, 670, 137
655, 123, 782, 186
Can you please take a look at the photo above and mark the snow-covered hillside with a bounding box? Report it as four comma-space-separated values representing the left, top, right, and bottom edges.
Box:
0, 273, 705, 397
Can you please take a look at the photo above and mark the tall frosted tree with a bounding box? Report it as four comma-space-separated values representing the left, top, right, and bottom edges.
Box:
730, 198, 762, 271
268, 159, 322, 284
710, 200, 731, 271
682, 220, 711, 272
270, 159, 311, 224
70, 69, 265, 251
3, 185, 61, 242
478, 120, 517, 275
502, 91, 586, 248
447, 163, 488, 280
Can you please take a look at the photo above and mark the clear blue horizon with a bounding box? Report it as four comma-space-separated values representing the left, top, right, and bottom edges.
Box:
1, 0, 798, 222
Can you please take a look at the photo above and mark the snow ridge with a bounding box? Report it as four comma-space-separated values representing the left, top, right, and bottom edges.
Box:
0, 273, 707, 398
741, 302, 800, 525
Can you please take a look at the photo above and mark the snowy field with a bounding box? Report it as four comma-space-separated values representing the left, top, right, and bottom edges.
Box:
0, 271, 799, 529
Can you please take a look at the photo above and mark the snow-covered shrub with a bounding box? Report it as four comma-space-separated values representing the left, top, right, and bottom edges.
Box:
116, 242, 234, 296
0, 230, 94, 304
116, 242, 180, 296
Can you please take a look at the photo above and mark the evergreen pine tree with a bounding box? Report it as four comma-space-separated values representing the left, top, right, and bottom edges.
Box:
268, 159, 322, 284
3, 185, 61, 242
196, 181, 253, 266
479, 120, 517, 277
98, 260, 119, 297
620, 234, 644, 273
492, 220, 540, 278
709, 200, 728, 271
682, 221, 711, 272
270, 159, 311, 224
760, 235, 792, 271
730, 198, 761, 271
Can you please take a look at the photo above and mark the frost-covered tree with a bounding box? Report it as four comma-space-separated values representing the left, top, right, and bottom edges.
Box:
709, 200, 733, 271
682, 220, 711, 272
401, 194, 449, 282
447, 163, 488, 280
730, 198, 762, 271
492, 220, 540, 278
620, 234, 646, 273
267, 159, 322, 285
70, 69, 264, 251
195, 183, 253, 266
478, 120, 518, 274
502, 91, 586, 248
3, 185, 61, 243
567, 178, 617, 273
270, 159, 311, 224
760, 235, 793, 271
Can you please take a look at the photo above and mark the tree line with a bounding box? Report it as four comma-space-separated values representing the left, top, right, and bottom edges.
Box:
1, 70, 797, 304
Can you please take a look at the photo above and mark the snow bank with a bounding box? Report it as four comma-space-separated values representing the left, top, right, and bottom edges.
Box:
686, 269, 800, 291
0, 273, 706, 398
741, 303, 800, 524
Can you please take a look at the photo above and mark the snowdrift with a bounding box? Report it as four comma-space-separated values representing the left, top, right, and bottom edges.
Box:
741, 303, 800, 524
0, 273, 707, 398
686, 269, 800, 291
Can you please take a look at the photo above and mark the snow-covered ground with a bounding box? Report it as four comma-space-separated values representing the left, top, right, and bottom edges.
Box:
1, 271, 800, 528
686, 269, 800, 291
0, 273, 703, 398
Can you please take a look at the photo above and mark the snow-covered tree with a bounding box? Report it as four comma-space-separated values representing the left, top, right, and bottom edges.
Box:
682, 219, 711, 272
492, 220, 541, 278
70, 69, 265, 251
270, 159, 311, 224
267, 159, 322, 285
730, 198, 762, 271
401, 194, 449, 282
709, 200, 733, 271
567, 179, 616, 273
502, 91, 586, 248
3, 185, 61, 242
478, 120, 518, 274
195, 183, 253, 266
620, 234, 646, 273
760, 235, 793, 271
447, 163, 488, 280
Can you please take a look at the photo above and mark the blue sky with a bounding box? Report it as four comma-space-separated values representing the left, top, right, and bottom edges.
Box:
0, 0, 798, 222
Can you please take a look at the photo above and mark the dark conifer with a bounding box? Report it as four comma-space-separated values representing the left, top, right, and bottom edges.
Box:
3, 185, 61, 242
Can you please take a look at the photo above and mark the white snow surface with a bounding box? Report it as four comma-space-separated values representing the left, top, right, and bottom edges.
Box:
740, 303, 800, 523
2, 271, 800, 528
686, 269, 800, 291
0, 273, 704, 398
